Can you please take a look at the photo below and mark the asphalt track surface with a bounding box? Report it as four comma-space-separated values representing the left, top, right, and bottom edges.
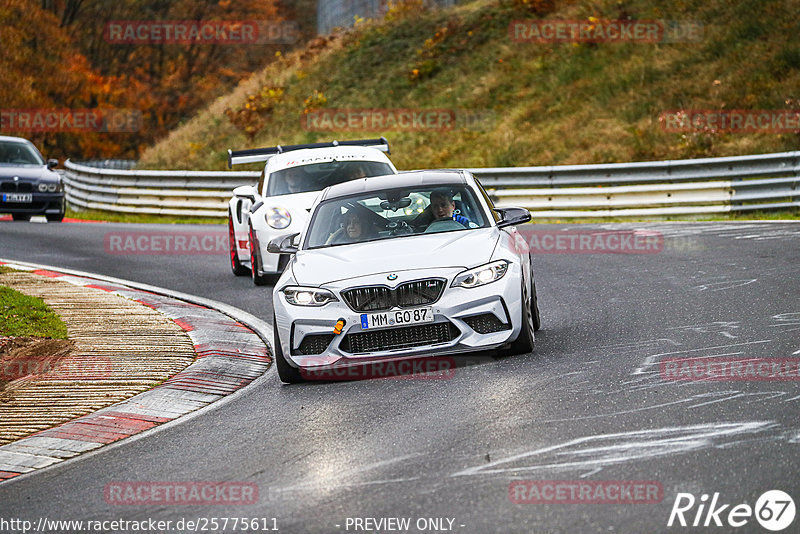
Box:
1, 220, 799, 533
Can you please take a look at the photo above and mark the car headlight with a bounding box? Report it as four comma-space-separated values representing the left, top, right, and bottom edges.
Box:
451, 260, 509, 288
282, 286, 338, 306
266, 207, 291, 229
47, 183, 58, 192
38, 183, 47, 192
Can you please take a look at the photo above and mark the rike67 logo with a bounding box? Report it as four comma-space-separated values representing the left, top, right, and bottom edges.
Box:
668, 490, 795, 531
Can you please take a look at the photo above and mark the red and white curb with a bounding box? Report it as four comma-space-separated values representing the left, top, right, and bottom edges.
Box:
0, 261, 272, 483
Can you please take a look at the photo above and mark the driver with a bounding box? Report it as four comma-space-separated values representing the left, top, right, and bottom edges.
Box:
6, 145, 27, 164
284, 167, 305, 194
349, 163, 368, 179
428, 189, 470, 227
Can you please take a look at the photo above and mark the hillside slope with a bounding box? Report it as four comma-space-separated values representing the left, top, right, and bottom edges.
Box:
139, 0, 800, 171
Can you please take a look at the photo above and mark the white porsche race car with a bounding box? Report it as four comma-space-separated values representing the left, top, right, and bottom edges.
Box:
227, 138, 398, 285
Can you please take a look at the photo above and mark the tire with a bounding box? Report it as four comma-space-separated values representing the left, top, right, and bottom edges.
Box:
228, 211, 250, 276
11, 213, 31, 222
249, 225, 271, 286
273, 313, 305, 384
531, 278, 541, 332
508, 278, 535, 355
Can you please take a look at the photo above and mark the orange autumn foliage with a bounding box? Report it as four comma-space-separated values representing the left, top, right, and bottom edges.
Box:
1, 0, 295, 160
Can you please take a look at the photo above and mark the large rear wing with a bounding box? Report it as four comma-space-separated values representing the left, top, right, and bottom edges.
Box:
227, 137, 390, 169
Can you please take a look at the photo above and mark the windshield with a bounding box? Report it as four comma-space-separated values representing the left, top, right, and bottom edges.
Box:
266, 160, 393, 197
305, 185, 489, 249
0, 141, 44, 166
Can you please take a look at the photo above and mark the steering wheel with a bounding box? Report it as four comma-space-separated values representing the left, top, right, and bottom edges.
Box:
452, 211, 470, 227
386, 220, 413, 235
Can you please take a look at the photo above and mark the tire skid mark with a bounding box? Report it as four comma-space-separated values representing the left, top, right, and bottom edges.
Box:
452, 421, 778, 477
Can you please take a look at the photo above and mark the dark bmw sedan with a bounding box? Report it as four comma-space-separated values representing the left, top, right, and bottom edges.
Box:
0, 136, 65, 222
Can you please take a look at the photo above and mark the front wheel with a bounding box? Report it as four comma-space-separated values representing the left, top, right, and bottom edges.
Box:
273, 314, 305, 384
508, 279, 535, 355
249, 226, 271, 286
228, 211, 250, 276
531, 278, 541, 332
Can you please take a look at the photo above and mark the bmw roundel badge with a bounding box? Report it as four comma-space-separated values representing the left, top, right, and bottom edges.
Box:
387, 273, 398, 281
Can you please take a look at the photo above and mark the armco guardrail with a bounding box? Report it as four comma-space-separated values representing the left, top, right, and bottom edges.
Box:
64, 160, 259, 217
472, 151, 800, 217
64, 152, 800, 218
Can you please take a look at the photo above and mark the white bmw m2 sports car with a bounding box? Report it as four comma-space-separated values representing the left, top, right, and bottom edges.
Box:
227, 138, 397, 285
268, 169, 540, 383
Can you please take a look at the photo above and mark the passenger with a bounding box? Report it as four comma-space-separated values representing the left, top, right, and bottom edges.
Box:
326, 210, 378, 244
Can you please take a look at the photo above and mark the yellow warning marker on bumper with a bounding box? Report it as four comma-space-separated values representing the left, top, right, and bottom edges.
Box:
333, 318, 346, 335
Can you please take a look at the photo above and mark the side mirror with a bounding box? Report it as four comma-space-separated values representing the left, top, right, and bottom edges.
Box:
47, 159, 59, 169
495, 207, 531, 228
233, 184, 257, 203
267, 232, 300, 254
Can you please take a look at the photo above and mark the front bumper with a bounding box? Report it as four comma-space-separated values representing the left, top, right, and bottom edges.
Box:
0, 192, 64, 215
273, 265, 526, 370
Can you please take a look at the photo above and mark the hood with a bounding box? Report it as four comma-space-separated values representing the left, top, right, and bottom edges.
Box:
263, 191, 320, 212
0, 165, 55, 181
292, 228, 500, 285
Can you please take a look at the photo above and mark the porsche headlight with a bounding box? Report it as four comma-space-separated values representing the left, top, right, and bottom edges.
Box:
452, 260, 509, 288
266, 207, 291, 229
282, 286, 338, 306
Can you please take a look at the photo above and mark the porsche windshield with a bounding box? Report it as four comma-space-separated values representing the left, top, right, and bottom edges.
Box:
305, 185, 489, 249
0, 141, 44, 166
267, 160, 393, 197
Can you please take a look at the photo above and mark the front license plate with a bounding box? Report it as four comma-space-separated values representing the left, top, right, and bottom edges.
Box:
2, 193, 32, 203
361, 307, 434, 330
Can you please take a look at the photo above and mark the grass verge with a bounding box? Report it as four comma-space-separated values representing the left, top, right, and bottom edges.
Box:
138, 0, 800, 172
66, 207, 226, 225
63, 206, 799, 225
0, 285, 69, 339
530, 207, 800, 224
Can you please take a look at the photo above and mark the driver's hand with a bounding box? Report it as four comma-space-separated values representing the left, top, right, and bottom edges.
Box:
453, 214, 470, 226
